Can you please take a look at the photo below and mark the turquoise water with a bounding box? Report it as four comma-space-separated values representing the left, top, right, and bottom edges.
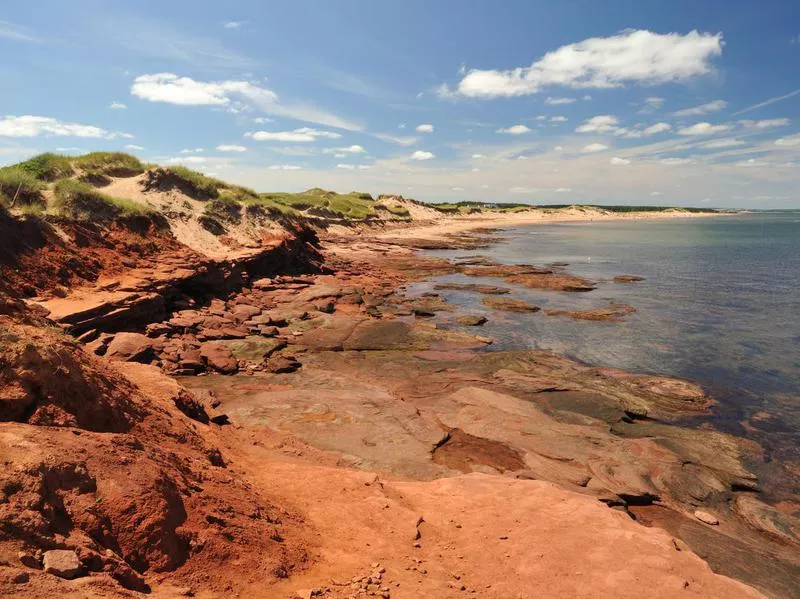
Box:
417, 212, 800, 492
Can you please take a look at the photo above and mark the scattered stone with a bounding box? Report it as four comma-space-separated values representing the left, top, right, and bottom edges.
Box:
614, 275, 645, 283
456, 315, 487, 326
17, 552, 39, 569
434, 283, 511, 295
693, 510, 719, 525
43, 549, 82, 579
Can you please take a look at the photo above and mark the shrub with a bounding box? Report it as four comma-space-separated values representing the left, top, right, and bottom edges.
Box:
0, 168, 45, 208
13, 153, 75, 181
142, 166, 223, 199
74, 152, 144, 178
53, 179, 153, 221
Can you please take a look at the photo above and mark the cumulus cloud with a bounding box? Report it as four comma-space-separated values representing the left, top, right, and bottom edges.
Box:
640, 96, 665, 112
267, 164, 302, 170
216, 144, 247, 152
581, 143, 609, 153
676, 122, 730, 135
416, 123, 434, 133
642, 122, 672, 135
410, 150, 435, 160
323, 144, 365, 154
253, 117, 273, 124
439, 30, 723, 98
223, 21, 247, 29
545, 97, 575, 105
124, 144, 144, 150
131, 73, 361, 130
496, 124, 532, 135
610, 156, 630, 165
660, 157, 693, 165
109, 102, 127, 110
180, 148, 204, 153
0, 115, 124, 139
550, 116, 568, 122
472, 154, 485, 159
775, 134, 800, 147
575, 115, 618, 133
246, 127, 342, 142
167, 155, 206, 165
672, 99, 727, 117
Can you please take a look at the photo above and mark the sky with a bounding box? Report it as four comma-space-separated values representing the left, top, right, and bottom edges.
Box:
1, 0, 799, 208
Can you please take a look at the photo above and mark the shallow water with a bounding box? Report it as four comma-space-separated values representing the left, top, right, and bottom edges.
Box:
412, 212, 800, 493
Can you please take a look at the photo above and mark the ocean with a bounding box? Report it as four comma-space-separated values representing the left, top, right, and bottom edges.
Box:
417, 211, 800, 497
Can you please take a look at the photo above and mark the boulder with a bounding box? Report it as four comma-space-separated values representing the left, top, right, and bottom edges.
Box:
200, 343, 239, 374
456, 315, 488, 326
105, 333, 156, 363
694, 510, 719, 525
43, 550, 82, 579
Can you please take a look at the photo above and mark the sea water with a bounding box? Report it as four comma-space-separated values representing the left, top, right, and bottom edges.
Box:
416, 212, 800, 493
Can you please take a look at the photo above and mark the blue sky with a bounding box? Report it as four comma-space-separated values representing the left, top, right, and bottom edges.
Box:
1, 0, 799, 207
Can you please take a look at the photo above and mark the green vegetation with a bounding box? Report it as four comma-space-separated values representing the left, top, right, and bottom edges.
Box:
430, 201, 533, 214
73, 152, 144, 179
256, 188, 384, 220
0, 168, 46, 208
11, 153, 74, 181
53, 179, 153, 221
162, 166, 225, 199
376, 203, 411, 217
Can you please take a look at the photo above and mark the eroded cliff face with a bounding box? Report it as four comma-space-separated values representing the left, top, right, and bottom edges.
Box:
0, 293, 308, 595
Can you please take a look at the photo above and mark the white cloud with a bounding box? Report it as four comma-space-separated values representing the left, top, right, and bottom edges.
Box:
555, 187, 572, 192
168, 156, 206, 165
398, 123, 407, 129
581, 143, 609, 153
323, 144, 366, 154
109, 102, 127, 110
246, 127, 342, 142
672, 100, 727, 117
253, 117, 273, 124
131, 73, 361, 131
373, 133, 420, 146
0, 20, 41, 43
223, 21, 247, 29
738, 118, 789, 129
534, 115, 547, 121
576, 115, 618, 133
677, 122, 730, 136
336, 164, 371, 170
660, 157, 693, 165
509, 186, 538, 194
472, 153, 485, 159
124, 144, 144, 151
0, 115, 123, 139
267, 164, 302, 170
410, 150, 435, 160
55, 147, 81, 153
416, 123, 434, 133
545, 97, 576, 105
701, 138, 745, 149
650, 191, 663, 196
496, 124, 532, 135
440, 30, 723, 98
550, 116, 568, 122
642, 122, 672, 135
451, 186, 464, 191
610, 156, 630, 165
775, 134, 800, 147
216, 144, 247, 152
180, 148, 204, 153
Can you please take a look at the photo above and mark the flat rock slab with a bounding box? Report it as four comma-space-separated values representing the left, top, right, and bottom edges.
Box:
482, 297, 540, 313
43, 550, 81, 579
